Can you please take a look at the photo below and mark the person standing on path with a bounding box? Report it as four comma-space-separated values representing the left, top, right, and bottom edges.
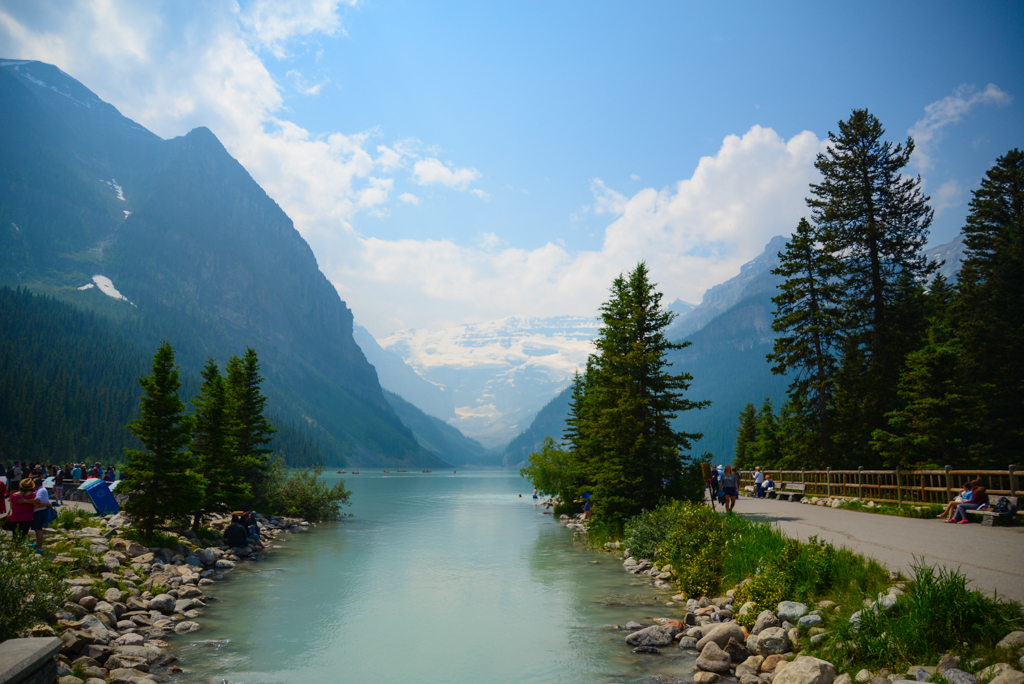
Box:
754, 467, 765, 498
721, 465, 739, 513
31, 477, 54, 551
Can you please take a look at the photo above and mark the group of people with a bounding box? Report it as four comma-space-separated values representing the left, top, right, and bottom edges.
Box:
708, 465, 776, 513
0, 468, 57, 553
1, 460, 122, 553
940, 479, 989, 523
223, 511, 262, 548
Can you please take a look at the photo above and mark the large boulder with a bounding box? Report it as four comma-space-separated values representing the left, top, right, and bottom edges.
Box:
173, 621, 201, 634
753, 610, 781, 635
756, 627, 790, 656
998, 632, 1024, 650
696, 622, 746, 651
148, 594, 175, 614
776, 602, 808, 623
696, 642, 733, 674
772, 656, 837, 684
942, 670, 979, 684
989, 671, 1024, 684
724, 637, 751, 663
625, 624, 679, 647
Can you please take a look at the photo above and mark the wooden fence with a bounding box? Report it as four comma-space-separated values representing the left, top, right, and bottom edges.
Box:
738, 465, 1020, 506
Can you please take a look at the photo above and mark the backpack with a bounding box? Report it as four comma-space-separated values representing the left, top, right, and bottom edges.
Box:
993, 497, 1016, 514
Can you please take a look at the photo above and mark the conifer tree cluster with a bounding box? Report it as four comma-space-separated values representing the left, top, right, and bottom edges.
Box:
521, 263, 708, 521
121, 342, 278, 538
742, 108, 1022, 470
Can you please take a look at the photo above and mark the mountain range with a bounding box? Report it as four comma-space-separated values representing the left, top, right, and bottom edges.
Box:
0, 59, 448, 468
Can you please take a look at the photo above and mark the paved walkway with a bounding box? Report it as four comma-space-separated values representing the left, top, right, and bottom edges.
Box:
720, 496, 1024, 605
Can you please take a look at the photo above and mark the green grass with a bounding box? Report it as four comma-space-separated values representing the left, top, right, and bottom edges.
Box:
119, 528, 181, 550
53, 507, 97, 530
834, 499, 947, 519
806, 561, 1023, 673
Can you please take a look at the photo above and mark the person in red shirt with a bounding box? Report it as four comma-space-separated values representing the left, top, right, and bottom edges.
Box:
9, 478, 39, 542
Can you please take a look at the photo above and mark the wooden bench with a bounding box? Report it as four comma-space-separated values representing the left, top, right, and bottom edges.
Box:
965, 496, 1019, 527
773, 483, 807, 502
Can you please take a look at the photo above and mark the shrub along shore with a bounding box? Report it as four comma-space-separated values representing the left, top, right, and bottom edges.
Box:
2, 506, 314, 683
555, 500, 1024, 684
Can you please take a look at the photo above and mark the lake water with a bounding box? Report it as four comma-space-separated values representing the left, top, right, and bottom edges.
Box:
173, 469, 696, 683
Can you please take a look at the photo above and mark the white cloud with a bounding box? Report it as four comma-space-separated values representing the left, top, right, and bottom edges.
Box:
931, 179, 963, 217
412, 158, 481, 190
240, 0, 353, 59
398, 192, 420, 205
470, 188, 490, 201
342, 126, 824, 335
286, 69, 329, 95
910, 84, 1011, 171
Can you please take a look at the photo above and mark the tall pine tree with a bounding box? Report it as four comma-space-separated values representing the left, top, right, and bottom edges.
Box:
121, 342, 203, 539
768, 218, 845, 463
809, 110, 935, 464
226, 348, 277, 508
953, 149, 1024, 465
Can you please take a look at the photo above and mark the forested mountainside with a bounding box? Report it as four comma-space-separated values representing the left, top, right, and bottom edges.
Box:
0, 59, 445, 468
0, 287, 322, 466
501, 385, 574, 467
383, 391, 499, 466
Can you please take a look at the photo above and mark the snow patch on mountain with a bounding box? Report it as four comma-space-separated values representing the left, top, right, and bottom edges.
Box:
77, 275, 135, 306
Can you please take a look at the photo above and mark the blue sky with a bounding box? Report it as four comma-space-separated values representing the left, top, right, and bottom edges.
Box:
1, 1, 1021, 335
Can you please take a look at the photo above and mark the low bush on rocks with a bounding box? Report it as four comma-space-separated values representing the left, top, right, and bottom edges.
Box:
0, 533, 70, 641
809, 562, 1023, 673
267, 465, 352, 522
119, 528, 183, 550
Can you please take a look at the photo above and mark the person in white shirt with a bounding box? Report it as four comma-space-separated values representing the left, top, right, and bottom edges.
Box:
754, 467, 765, 498
31, 477, 53, 551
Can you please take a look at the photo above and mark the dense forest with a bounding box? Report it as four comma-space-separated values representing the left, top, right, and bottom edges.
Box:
735, 111, 1022, 471
0, 287, 323, 467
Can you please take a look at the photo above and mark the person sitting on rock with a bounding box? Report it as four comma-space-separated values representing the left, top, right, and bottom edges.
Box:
224, 514, 248, 548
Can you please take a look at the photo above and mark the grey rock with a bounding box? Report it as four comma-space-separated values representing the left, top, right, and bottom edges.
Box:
788, 628, 801, 652
79, 615, 110, 644
798, 615, 823, 629
104, 588, 123, 603
177, 585, 203, 599
678, 637, 699, 650
756, 627, 790, 656
625, 621, 643, 630
148, 594, 175, 614
627, 625, 679, 647
686, 626, 704, 638
746, 633, 760, 654
997, 631, 1024, 650
809, 632, 829, 645
174, 598, 200, 613
776, 601, 809, 623
834, 675, 851, 684
937, 655, 959, 675
696, 622, 745, 651
942, 669, 979, 684
753, 610, 781, 635
772, 656, 837, 684
632, 645, 661, 654
694, 673, 722, 684
876, 595, 898, 614
724, 636, 751, 663
651, 676, 688, 684
174, 620, 200, 634
989, 671, 1024, 684
214, 559, 236, 569
696, 642, 733, 674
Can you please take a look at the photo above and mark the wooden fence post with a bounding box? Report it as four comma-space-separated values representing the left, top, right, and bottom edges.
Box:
945, 465, 953, 500
827, 467, 832, 498
896, 466, 902, 506
1010, 465, 1018, 496
858, 466, 863, 500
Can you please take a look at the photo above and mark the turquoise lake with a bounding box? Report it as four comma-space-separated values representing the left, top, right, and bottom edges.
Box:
173, 469, 698, 683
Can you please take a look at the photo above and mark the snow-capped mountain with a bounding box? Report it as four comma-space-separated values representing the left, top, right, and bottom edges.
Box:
378, 316, 600, 447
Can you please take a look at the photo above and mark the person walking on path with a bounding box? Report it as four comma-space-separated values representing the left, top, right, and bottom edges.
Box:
721, 465, 739, 513
754, 467, 765, 498
54, 468, 64, 505
949, 479, 988, 523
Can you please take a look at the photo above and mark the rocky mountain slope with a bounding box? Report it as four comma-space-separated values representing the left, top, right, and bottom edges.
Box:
0, 59, 445, 468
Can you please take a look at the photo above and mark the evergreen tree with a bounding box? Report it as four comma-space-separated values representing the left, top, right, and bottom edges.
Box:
768, 218, 845, 462
808, 110, 936, 462
954, 149, 1024, 465
871, 279, 988, 467
225, 348, 278, 508
579, 263, 708, 519
747, 398, 782, 467
734, 403, 758, 468
121, 342, 203, 539
189, 358, 250, 532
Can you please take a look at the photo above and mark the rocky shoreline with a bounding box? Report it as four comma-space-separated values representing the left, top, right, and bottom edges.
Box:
39, 511, 314, 684
554, 510, 1024, 684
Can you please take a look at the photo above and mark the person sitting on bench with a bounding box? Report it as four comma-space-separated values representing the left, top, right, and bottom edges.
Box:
949, 479, 987, 524
938, 484, 972, 520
